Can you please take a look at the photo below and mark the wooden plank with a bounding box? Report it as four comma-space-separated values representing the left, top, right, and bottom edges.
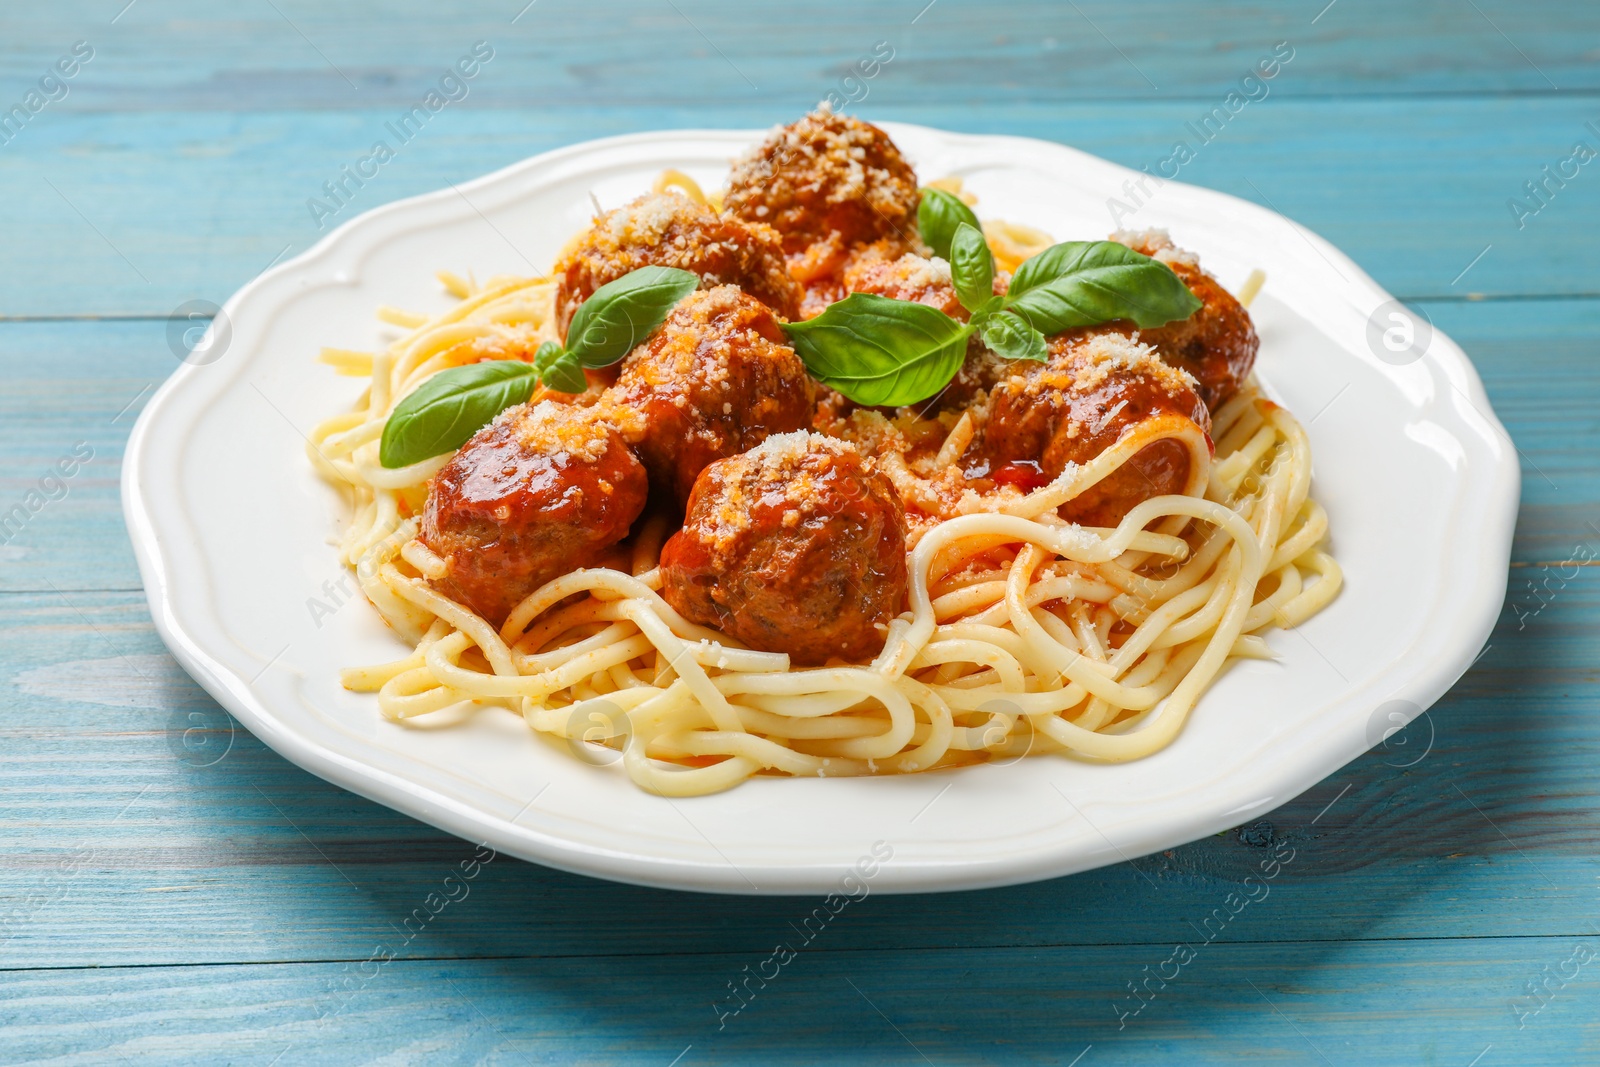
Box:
4, 0, 1596, 110
1429, 298, 1600, 564
1, 297, 1592, 595
0, 319, 160, 593
1, 94, 1598, 318
3, 937, 1597, 1064
1, 573, 1596, 971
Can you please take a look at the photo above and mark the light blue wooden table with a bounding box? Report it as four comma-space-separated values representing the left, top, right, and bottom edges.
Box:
2, 2, 1597, 1063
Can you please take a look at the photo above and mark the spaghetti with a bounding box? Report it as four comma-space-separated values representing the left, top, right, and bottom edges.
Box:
308, 182, 1341, 798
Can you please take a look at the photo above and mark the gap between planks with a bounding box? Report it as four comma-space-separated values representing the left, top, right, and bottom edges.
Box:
7, 930, 1600, 977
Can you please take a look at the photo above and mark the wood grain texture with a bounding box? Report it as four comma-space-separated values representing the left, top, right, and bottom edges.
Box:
4, 0, 1597, 108
3, 938, 1599, 1065
2, 0, 1599, 1061
4, 96, 1599, 318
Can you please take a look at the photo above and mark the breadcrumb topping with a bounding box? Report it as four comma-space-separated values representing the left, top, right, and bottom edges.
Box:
1065, 333, 1197, 396
618, 285, 780, 398
1005, 332, 1198, 404
892, 254, 952, 291
554, 192, 800, 322
746, 428, 855, 472
1111, 228, 1201, 269
723, 108, 920, 250
702, 431, 865, 550
506, 400, 618, 464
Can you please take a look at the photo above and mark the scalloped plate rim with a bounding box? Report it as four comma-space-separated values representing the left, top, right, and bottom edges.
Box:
122, 123, 1519, 895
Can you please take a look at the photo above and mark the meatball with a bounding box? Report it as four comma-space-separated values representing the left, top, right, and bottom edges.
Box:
552, 192, 801, 334
607, 285, 814, 509
1110, 229, 1258, 408
420, 400, 648, 625
843, 249, 967, 318
792, 236, 937, 319
660, 432, 907, 665
982, 333, 1211, 527
724, 108, 922, 285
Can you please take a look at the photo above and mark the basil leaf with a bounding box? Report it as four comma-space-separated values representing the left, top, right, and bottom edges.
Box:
979, 310, 1048, 363
966, 295, 1003, 330
532, 340, 563, 377
539, 346, 588, 394
379, 360, 538, 468
1006, 240, 1203, 334
782, 293, 972, 407
949, 223, 995, 313
917, 187, 982, 261
565, 266, 699, 368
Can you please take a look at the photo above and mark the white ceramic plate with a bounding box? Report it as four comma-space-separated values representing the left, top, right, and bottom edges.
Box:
123, 124, 1518, 894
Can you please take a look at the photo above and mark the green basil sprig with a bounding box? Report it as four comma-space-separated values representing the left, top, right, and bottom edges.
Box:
778, 198, 1204, 407
378, 266, 697, 468
782, 294, 971, 408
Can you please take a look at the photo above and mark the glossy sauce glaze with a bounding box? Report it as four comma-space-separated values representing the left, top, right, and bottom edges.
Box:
609, 286, 814, 510
552, 192, 801, 334
982, 332, 1212, 527
660, 432, 907, 665
724, 108, 922, 313
421, 402, 648, 624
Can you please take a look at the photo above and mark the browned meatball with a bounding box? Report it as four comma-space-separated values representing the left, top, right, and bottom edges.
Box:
607, 285, 814, 509
982, 333, 1211, 527
420, 401, 648, 625
795, 237, 925, 319
1109, 230, 1257, 408
552, 193, 801, 334
725, 109, 921, 285
843, 250, 967, 318
660, 432, 907, 665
